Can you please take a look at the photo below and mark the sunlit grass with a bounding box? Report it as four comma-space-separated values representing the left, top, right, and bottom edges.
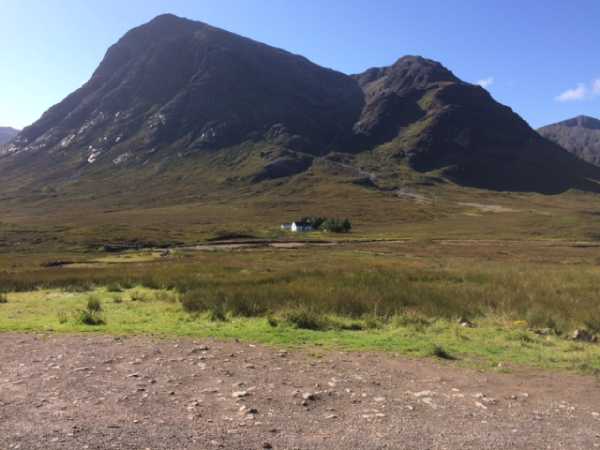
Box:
1, 286, 600, 373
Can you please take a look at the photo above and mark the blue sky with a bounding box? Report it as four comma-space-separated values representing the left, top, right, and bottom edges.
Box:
1, 0, 599, 130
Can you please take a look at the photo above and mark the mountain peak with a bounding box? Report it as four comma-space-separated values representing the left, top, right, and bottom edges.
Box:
150, 13, 188, 23
3, 17, 600, 196
561, 115, 600, 130
0, 127, 19, 145
539, 116, 600, 166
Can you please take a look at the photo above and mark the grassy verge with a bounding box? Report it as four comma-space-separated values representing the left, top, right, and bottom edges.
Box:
1, 286, 600, 373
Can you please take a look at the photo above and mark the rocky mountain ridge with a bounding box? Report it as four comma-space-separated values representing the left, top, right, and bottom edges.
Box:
2, 14, 600, 196
538, 115, 600, 166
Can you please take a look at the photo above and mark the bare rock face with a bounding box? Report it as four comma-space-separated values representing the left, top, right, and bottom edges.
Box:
3, 14, 600, 197
539, 115, 600, 166
350, 57, 599, 193
10, 14, 363, 162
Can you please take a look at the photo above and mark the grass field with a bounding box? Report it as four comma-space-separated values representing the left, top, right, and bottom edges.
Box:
3, 166, 600, 373
2, 237, 600, 373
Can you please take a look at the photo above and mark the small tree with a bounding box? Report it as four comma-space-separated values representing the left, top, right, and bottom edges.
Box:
321, 218, 352, 233
299, 216, 326, 229
342, 218, 352, 232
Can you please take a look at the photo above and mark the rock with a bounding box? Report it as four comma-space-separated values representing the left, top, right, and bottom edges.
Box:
412, 390, 434, 398
458, 317, 475, 328
232, 391, 249, 398
190, 345, 209, 353
302, 392, 316, 401
262, 443, 273, 449
572, 329, 597, 342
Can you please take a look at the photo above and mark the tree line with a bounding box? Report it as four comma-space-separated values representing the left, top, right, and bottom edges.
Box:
299, 216, 352, 233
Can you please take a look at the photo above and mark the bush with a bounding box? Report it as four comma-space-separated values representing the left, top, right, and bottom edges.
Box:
180, 289, 208, 313
57, 310, 68, 324
208, 303, 227, 322
299, 216, 326, 229
79, 309, 105, 326
584, 316, 600, 335
284, 308, 329, 331
78, 295, 105, 325
227, 293, 269, 317
106, 283, 124, 293
154, 290, 179, 303
0, 292, 7, 304
130, 290, 151, 302
86, 295, 102, 313
430, 344, 455, 360
320, 218, 352, 233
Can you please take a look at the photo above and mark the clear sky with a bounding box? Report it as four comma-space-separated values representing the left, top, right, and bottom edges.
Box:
1, 0, 599, 130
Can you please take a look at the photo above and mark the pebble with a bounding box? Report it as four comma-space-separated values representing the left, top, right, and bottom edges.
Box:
302, 392, 316, 401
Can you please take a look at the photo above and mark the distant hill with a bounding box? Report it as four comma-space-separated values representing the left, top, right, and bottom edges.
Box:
2, 13, 600, 200
538, 116, 600, 166
0, 127, 19, 145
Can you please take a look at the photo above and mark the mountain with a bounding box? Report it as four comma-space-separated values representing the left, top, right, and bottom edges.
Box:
0, 127, 19, 145
2, 13, 600, 200
538, 116, 600, 166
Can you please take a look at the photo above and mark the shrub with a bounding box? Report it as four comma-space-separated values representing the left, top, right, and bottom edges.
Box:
79, 309, 105, 325
106, 283, 124, 293
154, 290, 178, 303
284, 308, 329, 331
363, 315, 382, 330
130, 290, 151, 302
227, 293, 268, 317
298, 216, 326, 229
584, 316, 600, 335
430, 344, 455, 360
208, 303, 227, 322
0, 292, 7, 304
112, 295, 123, 304
180, 289, 208, 313
86, 295, 102, 312
57, 310, 68, 324
78, 295, 105, 325
320, 218, 352, 233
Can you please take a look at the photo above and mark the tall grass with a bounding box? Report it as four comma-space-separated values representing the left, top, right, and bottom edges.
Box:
2, 255, 600, 333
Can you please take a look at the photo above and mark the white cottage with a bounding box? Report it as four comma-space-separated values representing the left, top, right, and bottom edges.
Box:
281, 221, 313, 232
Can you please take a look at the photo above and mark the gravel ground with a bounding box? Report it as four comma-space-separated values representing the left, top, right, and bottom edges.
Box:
1, 333, 600, 450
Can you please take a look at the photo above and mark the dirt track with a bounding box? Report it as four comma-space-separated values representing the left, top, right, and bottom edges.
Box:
1, 333, 600, 450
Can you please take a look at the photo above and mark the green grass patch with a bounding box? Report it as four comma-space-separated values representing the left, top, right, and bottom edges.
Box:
1, 287, 600, 373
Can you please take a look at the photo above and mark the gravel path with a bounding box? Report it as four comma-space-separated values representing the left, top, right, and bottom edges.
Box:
1, 333, 600, 450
